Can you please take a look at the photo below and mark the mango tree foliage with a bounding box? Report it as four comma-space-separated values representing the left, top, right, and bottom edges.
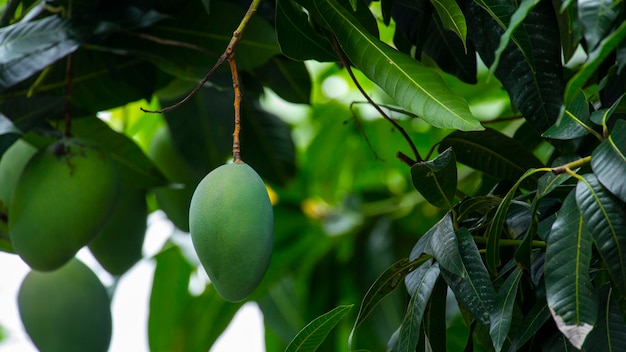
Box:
1, 0, 626, 351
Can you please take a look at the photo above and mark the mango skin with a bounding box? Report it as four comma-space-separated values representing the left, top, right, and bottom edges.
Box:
189, 162, 273, 302
9, 138, 119, 271
88, 188, 147, 275
18, 259, 112, 352
0, 139, 37, 209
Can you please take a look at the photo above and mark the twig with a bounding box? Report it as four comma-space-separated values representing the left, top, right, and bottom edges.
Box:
140, 0, 262, 114
125, 31, 214, 54
229, 57, 242, 163
330, 35, 423, 163
551, 156, 591, 175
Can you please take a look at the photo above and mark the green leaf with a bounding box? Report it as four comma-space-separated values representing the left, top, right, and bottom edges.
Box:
508, 297, 551, 351
315, 0, 482, 131
576, 174, 626, 295
410, 147, 457, 209
285, 305, 353, 352
0, 16, 78, 89
582, 285, 626, 351
424, 277, 448, 351
252, 55, 312, 104
442, 228, 496, 325
276, 0, 337, 61
578, 0, 621, 51
591, 120, 626, 203
537, 156, 580, 198
543, 90, 595, 140
428, 0, 467, 50
349, 256, 431, 346
438, 128, 544, 185
489, 268, 523, 352
70, 118, 168, 189
392, 261, 441, 352
428, 212, 465, 277
565, 21, 626, 104
545, 191, 597, 349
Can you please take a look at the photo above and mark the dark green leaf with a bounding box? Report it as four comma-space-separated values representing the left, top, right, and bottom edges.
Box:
410, 147, 457, 209
438, 128, 544, 184
70, 118, 168, 189
489, 268, 523, 352
424, 277, 448, 352
316, 0, 483, 131
582, 285, 626, 352
565, 21, 626, 104
537, 156, 581, 198
591, 120, 626, 203
543, 90, 595, 140
545, 191, 597, 349
392, 261, 441, 352
576, 174, 626, 295
429, 0, 467, 50
0, 114, 20, 154
578, 0, 621, 51
285, 305, 353, 352
0, 16, 78, 89
508, 298, 551, 351
427, 212, 464, 277
275, 0, 337, 61
252, 55, 311, 104
442, 228, 496, 325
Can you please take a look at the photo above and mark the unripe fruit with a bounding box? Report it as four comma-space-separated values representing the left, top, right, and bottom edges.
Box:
189, 162, 273, 302
9, 138, 119, 271
0, 139, 37, 209
149, 126, 202, 232
88, 188, 147, 275
18, 259, 112, 352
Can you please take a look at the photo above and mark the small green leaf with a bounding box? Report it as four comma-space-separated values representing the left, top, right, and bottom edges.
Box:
439, 128, 544, 185
489, 268, 523, 352
591, 120, 626, 203
315, 0, 482, 131
410, 148, 457, 209
428, 0, 467, 50
545, 191, 597, 349
576, 174, 626, 296
285, 305, 353, 352
392, 262, 441, 352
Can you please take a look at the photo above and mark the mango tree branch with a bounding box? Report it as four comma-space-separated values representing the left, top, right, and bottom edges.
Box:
140, 0, 262, 114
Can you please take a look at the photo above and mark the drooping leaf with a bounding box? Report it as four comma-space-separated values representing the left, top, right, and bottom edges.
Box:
582, 285, 626, 352
424, 277, 448, 352
315, 0, 483, 131
427, 212, 465, 277
465, 0, 564, 133
576, 174, 626, 295
543, 90, 595, 140
410, 147, 457, 209
578, 0, 621, 51
591, 120, 626, 203
545, 191, 597, 349
285, 305, 353, 352
391, 261, 441, 352
275, 0, 337, 61
0, 16, 79, 89
438, 128, 544, 185
252, 55, 312, 104
442, 228, 496, 325
565, 21, 626, 104
489, 268, 523, 352
428, 0, 467, 50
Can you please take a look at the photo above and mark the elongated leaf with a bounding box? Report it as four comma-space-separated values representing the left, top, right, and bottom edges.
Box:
508, 298, 551, 351
578, 0, 620, 51
286, 305, 353, 352
392, 262, 441, 352
565, 21, 626, 104
424, 277, 448, 351
592, 120, 626, 203
253, 55, 312, 104
410, 147, 457, 209
545, 191, 597, 349
442, 228, 496, 325
537, 156, 580, 198
276, 0, 336, 61
438, 128, 544, 184
316, 0, 482, 131
489, 268, 523, 352
576, 174, 626, 295
0, 16, 78, 89
543, 90, 595, 140
582, 285, 626, 352
429, 0, 467, 50
428, 212, 464, 277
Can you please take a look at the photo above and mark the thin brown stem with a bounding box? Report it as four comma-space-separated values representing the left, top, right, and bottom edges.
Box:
63, 54, 74, 137
330, 35, 423, 163
229, 57, 242, 163
140, 0, 261, 114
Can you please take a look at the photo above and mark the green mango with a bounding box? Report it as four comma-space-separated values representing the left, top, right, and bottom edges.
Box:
148, 126, 202, 232
9, 138, 119, 271
189, 162, 273, 302
88, 188, 147, 275
18, 259, 112, 352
